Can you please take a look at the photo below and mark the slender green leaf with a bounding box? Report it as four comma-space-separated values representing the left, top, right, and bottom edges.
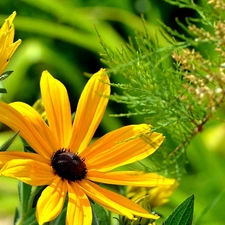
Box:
0, 70, 13, 81
91, 202, 110, 225
52, 208, 67, 225
163, 194, 194, 225
18, 181, 32, 215
0, 88, 7, 93
21, 208, 38, 225
31, 186, 46, 208
0, 131, 20, 151
194, 190, 225, 225
14, 208, 20, 225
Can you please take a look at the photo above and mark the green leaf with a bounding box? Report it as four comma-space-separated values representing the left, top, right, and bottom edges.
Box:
15, 181, 33, 225
18, 181, 32, 215
14, 208, 20, 225
91, 202, 110, 225
0, 70, 13, 81
31, 186, 46, 208
163, 194, 194, 225
194, 190, 225, 225
23, 144, 36, 153
52, 207, 67, 225
20, 208, 38, 225
0, 88, 7, 93
0, 131, 20, 151
16, 185, 47, 225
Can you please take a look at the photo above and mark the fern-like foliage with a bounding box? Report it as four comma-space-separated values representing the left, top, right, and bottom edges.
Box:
99, 0, 225, 179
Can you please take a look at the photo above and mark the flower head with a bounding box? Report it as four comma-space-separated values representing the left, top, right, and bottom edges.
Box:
0, 69, 175, 225
127, 182, 178, 209
0, 11, 21, 76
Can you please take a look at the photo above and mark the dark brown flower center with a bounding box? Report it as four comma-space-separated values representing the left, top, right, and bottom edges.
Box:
51, 149, 87, 181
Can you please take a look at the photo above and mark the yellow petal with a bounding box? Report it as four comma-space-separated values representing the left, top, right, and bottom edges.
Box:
0, 102, 52, 158
67, 182, 92, 225
0, 11, 21, 75
147, 183, 179, 208
0, 151, 49, 167
0, 12, 16, 34
87, 170, 175, 187
10, 102, 60, 151
69, 69, 110, 154
0, 159, 55, 186
78, 180, 159, 220
0, 38, 21, 75
36, 177, 67, 225
82, 124, 164, 172
40, 71, 72, 147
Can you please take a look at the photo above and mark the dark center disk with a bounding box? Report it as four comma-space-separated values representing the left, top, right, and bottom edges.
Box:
52, 149, 87, 181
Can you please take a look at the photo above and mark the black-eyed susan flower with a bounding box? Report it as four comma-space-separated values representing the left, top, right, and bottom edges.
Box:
0, 69, 175, 225
0, 11, 21, 76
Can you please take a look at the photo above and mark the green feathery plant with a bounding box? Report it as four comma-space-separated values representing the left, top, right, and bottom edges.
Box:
1, 1, 225, 225
99, 0, 225, 183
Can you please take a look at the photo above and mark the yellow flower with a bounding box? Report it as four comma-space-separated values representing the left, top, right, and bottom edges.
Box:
125, 183, 178, 225
127, 182, 178, 208
0, 69, 175, 225
147, 183, 178, 208
0, 11, 21, 76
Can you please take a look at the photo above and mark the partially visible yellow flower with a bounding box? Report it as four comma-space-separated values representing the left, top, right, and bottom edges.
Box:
147, 183, 178, 208
0, 11, 21, 76
123, 194, 155, 225
125, 183, 178, 225
127, 182, 178, 209
0, 69, 175, 225
33, 99, 47, 121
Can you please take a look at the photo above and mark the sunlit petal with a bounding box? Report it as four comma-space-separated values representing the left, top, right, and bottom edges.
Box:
0, 11, 21, 75
67, 182, 92, 225
0, 102, 52, 158
0, 38, 21, 75
79, 180, 159, 220
0, 159, 55, 186
0, 151, 49, 167
0, 11, 16, 35
147, 183, 179, 208
87, 170, 175, 187
83, 124, 164, 171
40, 71, 72, 147
69, 69, 110, 154
36, 177, 67, 225
11, 102, 60, 152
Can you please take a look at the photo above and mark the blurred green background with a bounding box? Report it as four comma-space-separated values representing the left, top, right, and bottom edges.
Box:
0, 0, 224, 224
